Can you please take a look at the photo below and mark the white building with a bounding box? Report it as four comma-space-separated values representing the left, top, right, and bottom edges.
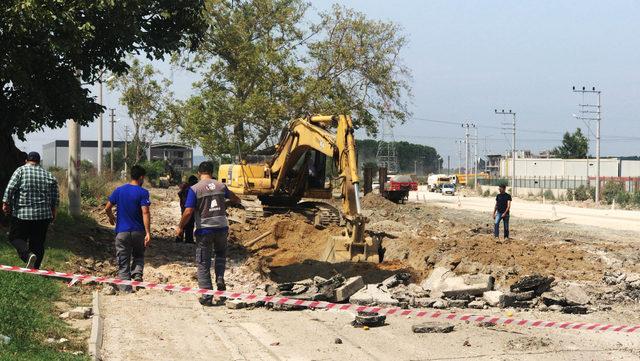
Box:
498, 158, 640, 178
42, 140, 126, 169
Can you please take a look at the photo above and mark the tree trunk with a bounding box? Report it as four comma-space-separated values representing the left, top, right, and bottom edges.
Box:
0, 132, 27, 216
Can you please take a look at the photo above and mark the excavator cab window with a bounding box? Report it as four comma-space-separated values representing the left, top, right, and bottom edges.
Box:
308, 150, 326, 189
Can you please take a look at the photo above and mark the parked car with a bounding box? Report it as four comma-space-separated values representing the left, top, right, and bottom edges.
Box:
441, 183, 455, 196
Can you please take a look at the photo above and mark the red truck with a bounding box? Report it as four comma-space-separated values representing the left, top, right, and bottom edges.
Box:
381, 174, 418, 203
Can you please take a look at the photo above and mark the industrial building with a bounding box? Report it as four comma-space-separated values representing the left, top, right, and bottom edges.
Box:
42, 140, 126, 169
42, 140, 193, 172
147, 143, 193, 172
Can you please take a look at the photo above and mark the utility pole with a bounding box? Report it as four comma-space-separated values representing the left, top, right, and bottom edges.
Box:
462, 123, 475, 187
495, 109, 516, 196
123, 125, 130, 176
414, 160, 418, 175
109, 109, 116, 174
67, 71, 82, 217
447, 155, 450, 174
456, 140, 463, 174
572, 86, 602, 204
474, 125, 479, 189
68, 119, 81, 216
97, 76, 103, 174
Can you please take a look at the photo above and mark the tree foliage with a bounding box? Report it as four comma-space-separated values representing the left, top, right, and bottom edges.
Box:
1, 0, 206, 139
0, 0, 206, 191
108, 59, 174, 163
356, 140, 439, 175
551, 128, 589, 159
166, 0, 411, 159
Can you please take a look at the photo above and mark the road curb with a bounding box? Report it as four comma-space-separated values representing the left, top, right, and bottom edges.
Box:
88, 291, 103, 361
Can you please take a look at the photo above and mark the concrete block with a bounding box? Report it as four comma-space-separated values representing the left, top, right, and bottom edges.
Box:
350, 285, 399, 306
468, 300, 486, 309
432, 299, 448, 309
226, 299, 247, 309
564, 284, 590, 305
381, 273, 411, 289
448, 299, 469, 308
412, 322, 454, 333
441, 274, 494, 298
411, 298, 438, 308
483, 291, 504, 307
334, 276, 364, 302
420, 267, 452, 291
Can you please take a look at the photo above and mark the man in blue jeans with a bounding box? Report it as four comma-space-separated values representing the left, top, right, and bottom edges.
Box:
493, 184, 512, 239
105, 165, 152, 292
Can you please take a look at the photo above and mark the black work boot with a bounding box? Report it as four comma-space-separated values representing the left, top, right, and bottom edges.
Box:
216, 277, 226, 291
199, 296, 214, 306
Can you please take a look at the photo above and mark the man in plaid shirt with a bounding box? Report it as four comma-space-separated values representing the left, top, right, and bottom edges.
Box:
2, 152, 59, 269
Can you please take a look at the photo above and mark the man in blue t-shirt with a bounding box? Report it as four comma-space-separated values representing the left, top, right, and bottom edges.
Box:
105, 165, 152, 292
176, 161, 240, 306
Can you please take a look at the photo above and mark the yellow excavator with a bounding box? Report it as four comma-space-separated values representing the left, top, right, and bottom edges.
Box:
218, 114, 380, 262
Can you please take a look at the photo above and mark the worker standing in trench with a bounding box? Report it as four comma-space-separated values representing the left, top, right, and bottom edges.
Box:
493, 184, 512, 239
175, 161, 241, 306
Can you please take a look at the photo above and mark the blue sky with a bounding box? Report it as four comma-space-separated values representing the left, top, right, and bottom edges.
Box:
18, 0, 640, 163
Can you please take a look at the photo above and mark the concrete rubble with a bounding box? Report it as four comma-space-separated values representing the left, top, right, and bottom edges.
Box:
240, 268, 596, 316
352, 311, 386, 328
412, 322, 455, 333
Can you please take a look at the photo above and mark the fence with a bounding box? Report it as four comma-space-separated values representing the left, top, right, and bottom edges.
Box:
479, 176, 640, 193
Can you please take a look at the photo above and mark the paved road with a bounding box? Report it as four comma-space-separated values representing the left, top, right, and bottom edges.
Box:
410, 188, 640, 232
99, 291, 640, 361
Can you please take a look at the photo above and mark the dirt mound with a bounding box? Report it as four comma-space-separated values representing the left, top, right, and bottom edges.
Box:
230, 213, 338, 266
361, 192, 398, 210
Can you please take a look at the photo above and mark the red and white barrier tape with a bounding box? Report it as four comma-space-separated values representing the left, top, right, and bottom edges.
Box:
2, 264, 638, 333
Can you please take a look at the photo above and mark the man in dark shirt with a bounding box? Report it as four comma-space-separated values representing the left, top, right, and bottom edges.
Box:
176, 175, 198, 243
493, 184, 512, 239
105, 165, 152, 292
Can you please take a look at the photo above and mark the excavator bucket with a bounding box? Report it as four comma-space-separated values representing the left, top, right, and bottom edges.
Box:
321, 216, 382, 263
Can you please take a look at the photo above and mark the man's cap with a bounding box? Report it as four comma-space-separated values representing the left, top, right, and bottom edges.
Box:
27, 151, 41, 162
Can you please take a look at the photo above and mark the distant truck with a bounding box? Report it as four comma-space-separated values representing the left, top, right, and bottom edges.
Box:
381, 174, 418, 203
427, 174, 451, 192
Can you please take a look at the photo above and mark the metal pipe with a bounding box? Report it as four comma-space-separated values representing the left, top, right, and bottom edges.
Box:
354, 185, 362, 214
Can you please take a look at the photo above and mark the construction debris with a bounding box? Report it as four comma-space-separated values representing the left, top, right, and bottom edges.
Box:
510, 274, 554, 295
412, 322, 455, 334
350, 284, 400, 306
352, 311, 386, 328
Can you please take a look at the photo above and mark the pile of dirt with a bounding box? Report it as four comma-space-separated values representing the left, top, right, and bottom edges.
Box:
230, 213, 338, 267
361, 192, 398, 211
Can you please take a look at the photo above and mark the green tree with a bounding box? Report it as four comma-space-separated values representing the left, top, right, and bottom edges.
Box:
108, 59, 174, 164
552, 128, 589, 159
355, 139, 440, 174
166, 0, 411, 159
0, 0, 206, 191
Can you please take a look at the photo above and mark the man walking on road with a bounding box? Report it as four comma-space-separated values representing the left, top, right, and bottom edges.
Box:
2, 152, 59, 269
176, 161, 240, 306
105, 165, 151, 292
493, 184, 512, 239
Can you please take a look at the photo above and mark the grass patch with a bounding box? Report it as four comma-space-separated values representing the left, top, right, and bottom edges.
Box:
0, 208, 88, 360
